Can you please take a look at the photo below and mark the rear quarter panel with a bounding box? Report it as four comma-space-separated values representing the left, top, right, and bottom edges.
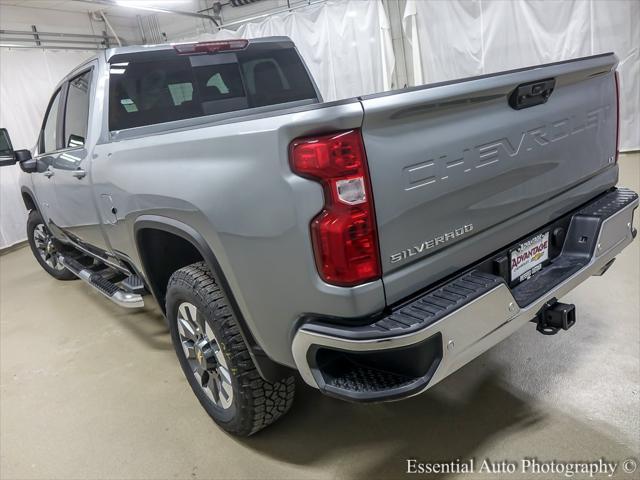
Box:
90, 100, 384, 367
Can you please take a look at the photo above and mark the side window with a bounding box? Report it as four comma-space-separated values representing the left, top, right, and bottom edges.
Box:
42, 89, 62, 153
63, 70, 92, 148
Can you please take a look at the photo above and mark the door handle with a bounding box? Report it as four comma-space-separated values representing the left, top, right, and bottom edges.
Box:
44, 169, 54, 178
72, 169, 86, 179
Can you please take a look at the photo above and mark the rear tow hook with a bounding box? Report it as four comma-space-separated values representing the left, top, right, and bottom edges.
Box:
533, 298, 576, 335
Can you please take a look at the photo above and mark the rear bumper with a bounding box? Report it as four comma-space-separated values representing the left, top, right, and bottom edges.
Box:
291, 188, 638, 402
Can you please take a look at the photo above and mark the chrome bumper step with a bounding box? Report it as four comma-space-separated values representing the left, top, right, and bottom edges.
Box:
59, 255, 145, 309
292, 187, 639, 402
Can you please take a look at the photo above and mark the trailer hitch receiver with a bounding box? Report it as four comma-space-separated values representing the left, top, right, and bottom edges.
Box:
534, 298, 576, 335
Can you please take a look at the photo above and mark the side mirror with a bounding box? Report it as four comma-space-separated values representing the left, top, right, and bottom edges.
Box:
0, 128, 36, 172
17, 150, 36, 173
0, 128, 16, 166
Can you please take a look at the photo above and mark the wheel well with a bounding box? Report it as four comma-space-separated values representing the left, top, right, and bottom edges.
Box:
22, 191, 36, 211
136, 228, 204, 311
135, 221, 296, 382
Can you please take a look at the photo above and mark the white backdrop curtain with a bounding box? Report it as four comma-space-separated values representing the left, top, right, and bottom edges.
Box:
191, 0, 395, 102
0, 49, 94, 248
403, 0, 639, 151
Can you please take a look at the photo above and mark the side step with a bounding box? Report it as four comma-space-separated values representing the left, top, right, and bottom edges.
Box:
59, 255, 145, 308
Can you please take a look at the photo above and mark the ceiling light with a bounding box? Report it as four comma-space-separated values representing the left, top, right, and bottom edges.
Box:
114, 1, 191, 7
110, 1, 192, 15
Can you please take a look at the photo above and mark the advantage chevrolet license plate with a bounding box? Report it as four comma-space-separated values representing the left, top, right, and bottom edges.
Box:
510, 232, 550, 283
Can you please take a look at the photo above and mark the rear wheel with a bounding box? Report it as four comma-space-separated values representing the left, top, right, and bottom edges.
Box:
26, 210, 76, 281
166, 261, 295, 436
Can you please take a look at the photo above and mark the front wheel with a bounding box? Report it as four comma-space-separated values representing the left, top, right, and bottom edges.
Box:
166, 262, 295, 436
26, 210, 76, 281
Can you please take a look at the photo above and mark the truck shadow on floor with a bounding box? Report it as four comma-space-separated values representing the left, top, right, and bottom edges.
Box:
237, 367, 543, 472
88, 294, 172, 352
235, 360, 636, 479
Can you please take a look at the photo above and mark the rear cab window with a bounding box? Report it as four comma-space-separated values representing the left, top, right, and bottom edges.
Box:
108, 42, 319, 131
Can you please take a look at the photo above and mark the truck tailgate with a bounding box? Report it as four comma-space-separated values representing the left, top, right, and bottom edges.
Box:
359, 53, 619, 303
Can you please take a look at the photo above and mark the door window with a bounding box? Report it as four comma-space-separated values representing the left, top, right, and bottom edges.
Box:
42, 89, 62, 153
63, 70, 92, 148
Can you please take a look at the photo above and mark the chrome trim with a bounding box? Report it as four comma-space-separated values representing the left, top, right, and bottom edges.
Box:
292, 196, 638, 395
111, 291, 145, 309
59, 255, 144, 309
72, 169, 87, 179
63, 236, 130, 275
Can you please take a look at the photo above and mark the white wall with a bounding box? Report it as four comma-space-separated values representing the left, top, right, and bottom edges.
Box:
0, 4, 142, 46
404, 0, 639, 150
153, 1, 216, 42
199, 0, 395, 101
218, 0, 306, 25
153, 0, 303, 42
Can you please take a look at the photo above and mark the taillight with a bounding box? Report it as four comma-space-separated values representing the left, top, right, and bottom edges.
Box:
173, 40, 248, 55
614, 70, 621, 162
290, 130, 381, 286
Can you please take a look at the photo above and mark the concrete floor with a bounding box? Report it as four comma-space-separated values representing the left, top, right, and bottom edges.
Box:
1, 154, 638, 480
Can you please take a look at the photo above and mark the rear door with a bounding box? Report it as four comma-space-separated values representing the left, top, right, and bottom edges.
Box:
359, 54, 619, 302
52, 65, 108, 250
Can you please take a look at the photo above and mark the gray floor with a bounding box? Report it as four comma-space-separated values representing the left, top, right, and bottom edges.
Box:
1, 154, 639, 480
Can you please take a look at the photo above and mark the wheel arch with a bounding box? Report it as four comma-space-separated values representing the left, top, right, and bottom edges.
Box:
133, 215, 292, 382
20, 186, 37, 212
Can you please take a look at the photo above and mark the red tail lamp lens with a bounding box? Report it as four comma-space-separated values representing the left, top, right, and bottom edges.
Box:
290, 130, 381, 286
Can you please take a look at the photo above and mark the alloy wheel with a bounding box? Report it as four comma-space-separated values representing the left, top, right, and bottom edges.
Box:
33, 223, 66, 271
176, 301, 234, 409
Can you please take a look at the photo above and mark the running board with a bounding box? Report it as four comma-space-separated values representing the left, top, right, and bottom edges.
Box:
59, 255, 145, 308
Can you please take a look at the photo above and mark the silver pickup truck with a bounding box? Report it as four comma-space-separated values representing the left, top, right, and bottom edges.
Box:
0, 37, 637, 436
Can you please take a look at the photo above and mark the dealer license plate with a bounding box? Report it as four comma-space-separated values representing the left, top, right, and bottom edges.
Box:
510, 232, 550, 283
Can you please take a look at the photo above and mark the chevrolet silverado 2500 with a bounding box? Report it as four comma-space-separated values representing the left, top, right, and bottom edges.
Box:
0, 37, 637, 436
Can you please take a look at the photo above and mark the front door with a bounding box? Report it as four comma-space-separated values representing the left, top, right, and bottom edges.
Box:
31, 88, 62, 228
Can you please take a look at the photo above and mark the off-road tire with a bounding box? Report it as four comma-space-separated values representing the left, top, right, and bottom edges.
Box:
26, 210, 76, 281
166, 261, 296, 436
